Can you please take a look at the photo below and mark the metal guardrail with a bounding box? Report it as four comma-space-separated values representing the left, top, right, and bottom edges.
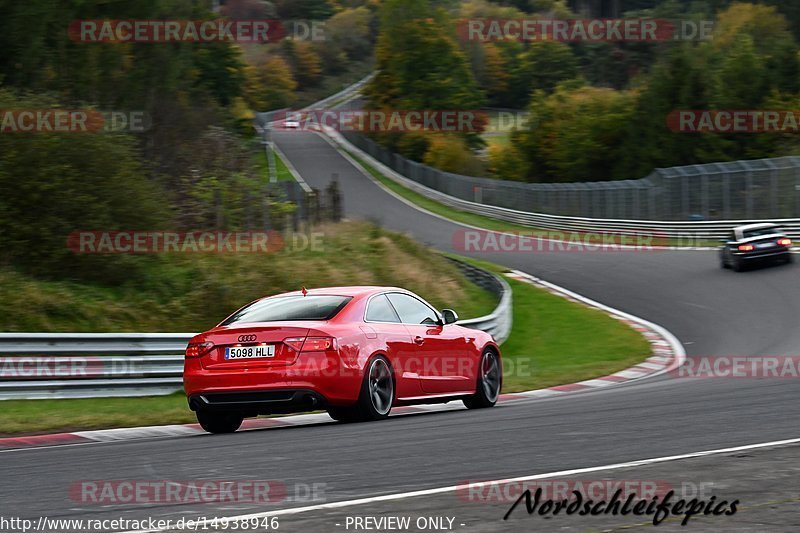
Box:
303, 74, 374, 111
0, 334, 190, 400
336, 100, 800, 222
0, 263, 511, 400
448, 259, 512, 345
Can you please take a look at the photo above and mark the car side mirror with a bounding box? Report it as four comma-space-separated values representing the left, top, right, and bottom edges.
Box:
442, 309, 458, 325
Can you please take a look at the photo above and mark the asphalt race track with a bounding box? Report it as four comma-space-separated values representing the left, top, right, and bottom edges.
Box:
3, 130, 800, 532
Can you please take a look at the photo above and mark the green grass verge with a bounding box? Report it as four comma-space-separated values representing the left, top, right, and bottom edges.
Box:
257, 145, 294, 182
345, 149, 716, 248
0, 393, 194, 436
451, 255, 651, 392
0, 221, 495, 332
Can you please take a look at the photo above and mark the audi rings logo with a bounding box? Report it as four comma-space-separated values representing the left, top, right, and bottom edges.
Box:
238, 334, 257, 343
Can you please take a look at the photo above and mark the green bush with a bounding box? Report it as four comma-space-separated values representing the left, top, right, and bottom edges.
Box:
0, 92, 171, 283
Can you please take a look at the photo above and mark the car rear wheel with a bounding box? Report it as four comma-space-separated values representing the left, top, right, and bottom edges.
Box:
330, 356, 394, 422
196, 411, 243, 434
464, 350, 502, 409
731, 257, 744, 272
360, 356, 394, 420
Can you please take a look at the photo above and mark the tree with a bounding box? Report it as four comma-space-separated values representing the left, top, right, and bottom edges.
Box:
0, 91, 171, 282
283, 40, 323, 86
712, 3, 799, 95
516, 40, 580, 97
488, 143, 528, 181
366, 0, 484, 111
516, 85, 637, 182
616, 44, 724, 179
423, 135, 485, 175
243, 55, 298, 111
327, 6, 374, 60
472, 42, 512, 106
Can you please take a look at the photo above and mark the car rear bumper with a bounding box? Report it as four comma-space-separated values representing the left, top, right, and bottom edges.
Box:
188, 389, 327, 414
735, 249, 791, 261
183, 354, 363, 412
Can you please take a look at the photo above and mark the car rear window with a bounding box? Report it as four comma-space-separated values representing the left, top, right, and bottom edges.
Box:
743, 227, 780, 239
220, 295, 352, 325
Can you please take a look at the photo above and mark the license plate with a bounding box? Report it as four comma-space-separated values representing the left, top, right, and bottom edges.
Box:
756, 242, 775, 249
225, 345, 275, 359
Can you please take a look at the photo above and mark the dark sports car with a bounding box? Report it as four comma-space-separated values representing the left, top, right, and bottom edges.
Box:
183, 287, 502, 433
720, 223, 793, 271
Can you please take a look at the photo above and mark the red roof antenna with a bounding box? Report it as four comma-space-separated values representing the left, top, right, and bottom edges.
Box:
301, 286, 308, 296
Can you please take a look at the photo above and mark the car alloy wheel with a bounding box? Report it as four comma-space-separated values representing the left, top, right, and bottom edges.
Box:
480, 351, 501, 403
368, 357, 394, 416
464, 350, 502, 409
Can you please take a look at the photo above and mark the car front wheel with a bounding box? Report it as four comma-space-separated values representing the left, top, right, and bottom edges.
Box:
464, 350, 502, 409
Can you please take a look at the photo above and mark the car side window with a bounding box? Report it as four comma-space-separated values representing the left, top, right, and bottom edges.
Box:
366, 294, 401, 323
386, 293, 439, 325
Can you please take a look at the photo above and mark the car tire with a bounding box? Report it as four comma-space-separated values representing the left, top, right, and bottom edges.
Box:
720, 253, 729, 269
357, 356, 395, 421
330, 356, 394, 422
463, 349, 502, 409
732, 257, 744, 272
196, 411, 243, 434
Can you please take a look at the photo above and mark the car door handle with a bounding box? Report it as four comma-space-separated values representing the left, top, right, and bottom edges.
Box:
413, 336, 425, 345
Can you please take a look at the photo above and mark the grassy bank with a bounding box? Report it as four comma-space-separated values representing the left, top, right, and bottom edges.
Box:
0, 394, 196, 436
453, 256, 650, 392
0, 221, 495, 332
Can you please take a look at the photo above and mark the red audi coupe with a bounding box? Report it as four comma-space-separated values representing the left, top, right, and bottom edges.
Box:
184, 286, 502, 433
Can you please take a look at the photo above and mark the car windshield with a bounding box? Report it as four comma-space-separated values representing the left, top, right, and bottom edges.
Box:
220, 295, 352, 325
742, 227, 780, 239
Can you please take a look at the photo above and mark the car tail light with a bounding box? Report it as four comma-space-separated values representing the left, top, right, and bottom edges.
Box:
778, 238, 792, 247
185, 342, 214, 358
738, 244, 755, 251
283, 336, 335, 352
